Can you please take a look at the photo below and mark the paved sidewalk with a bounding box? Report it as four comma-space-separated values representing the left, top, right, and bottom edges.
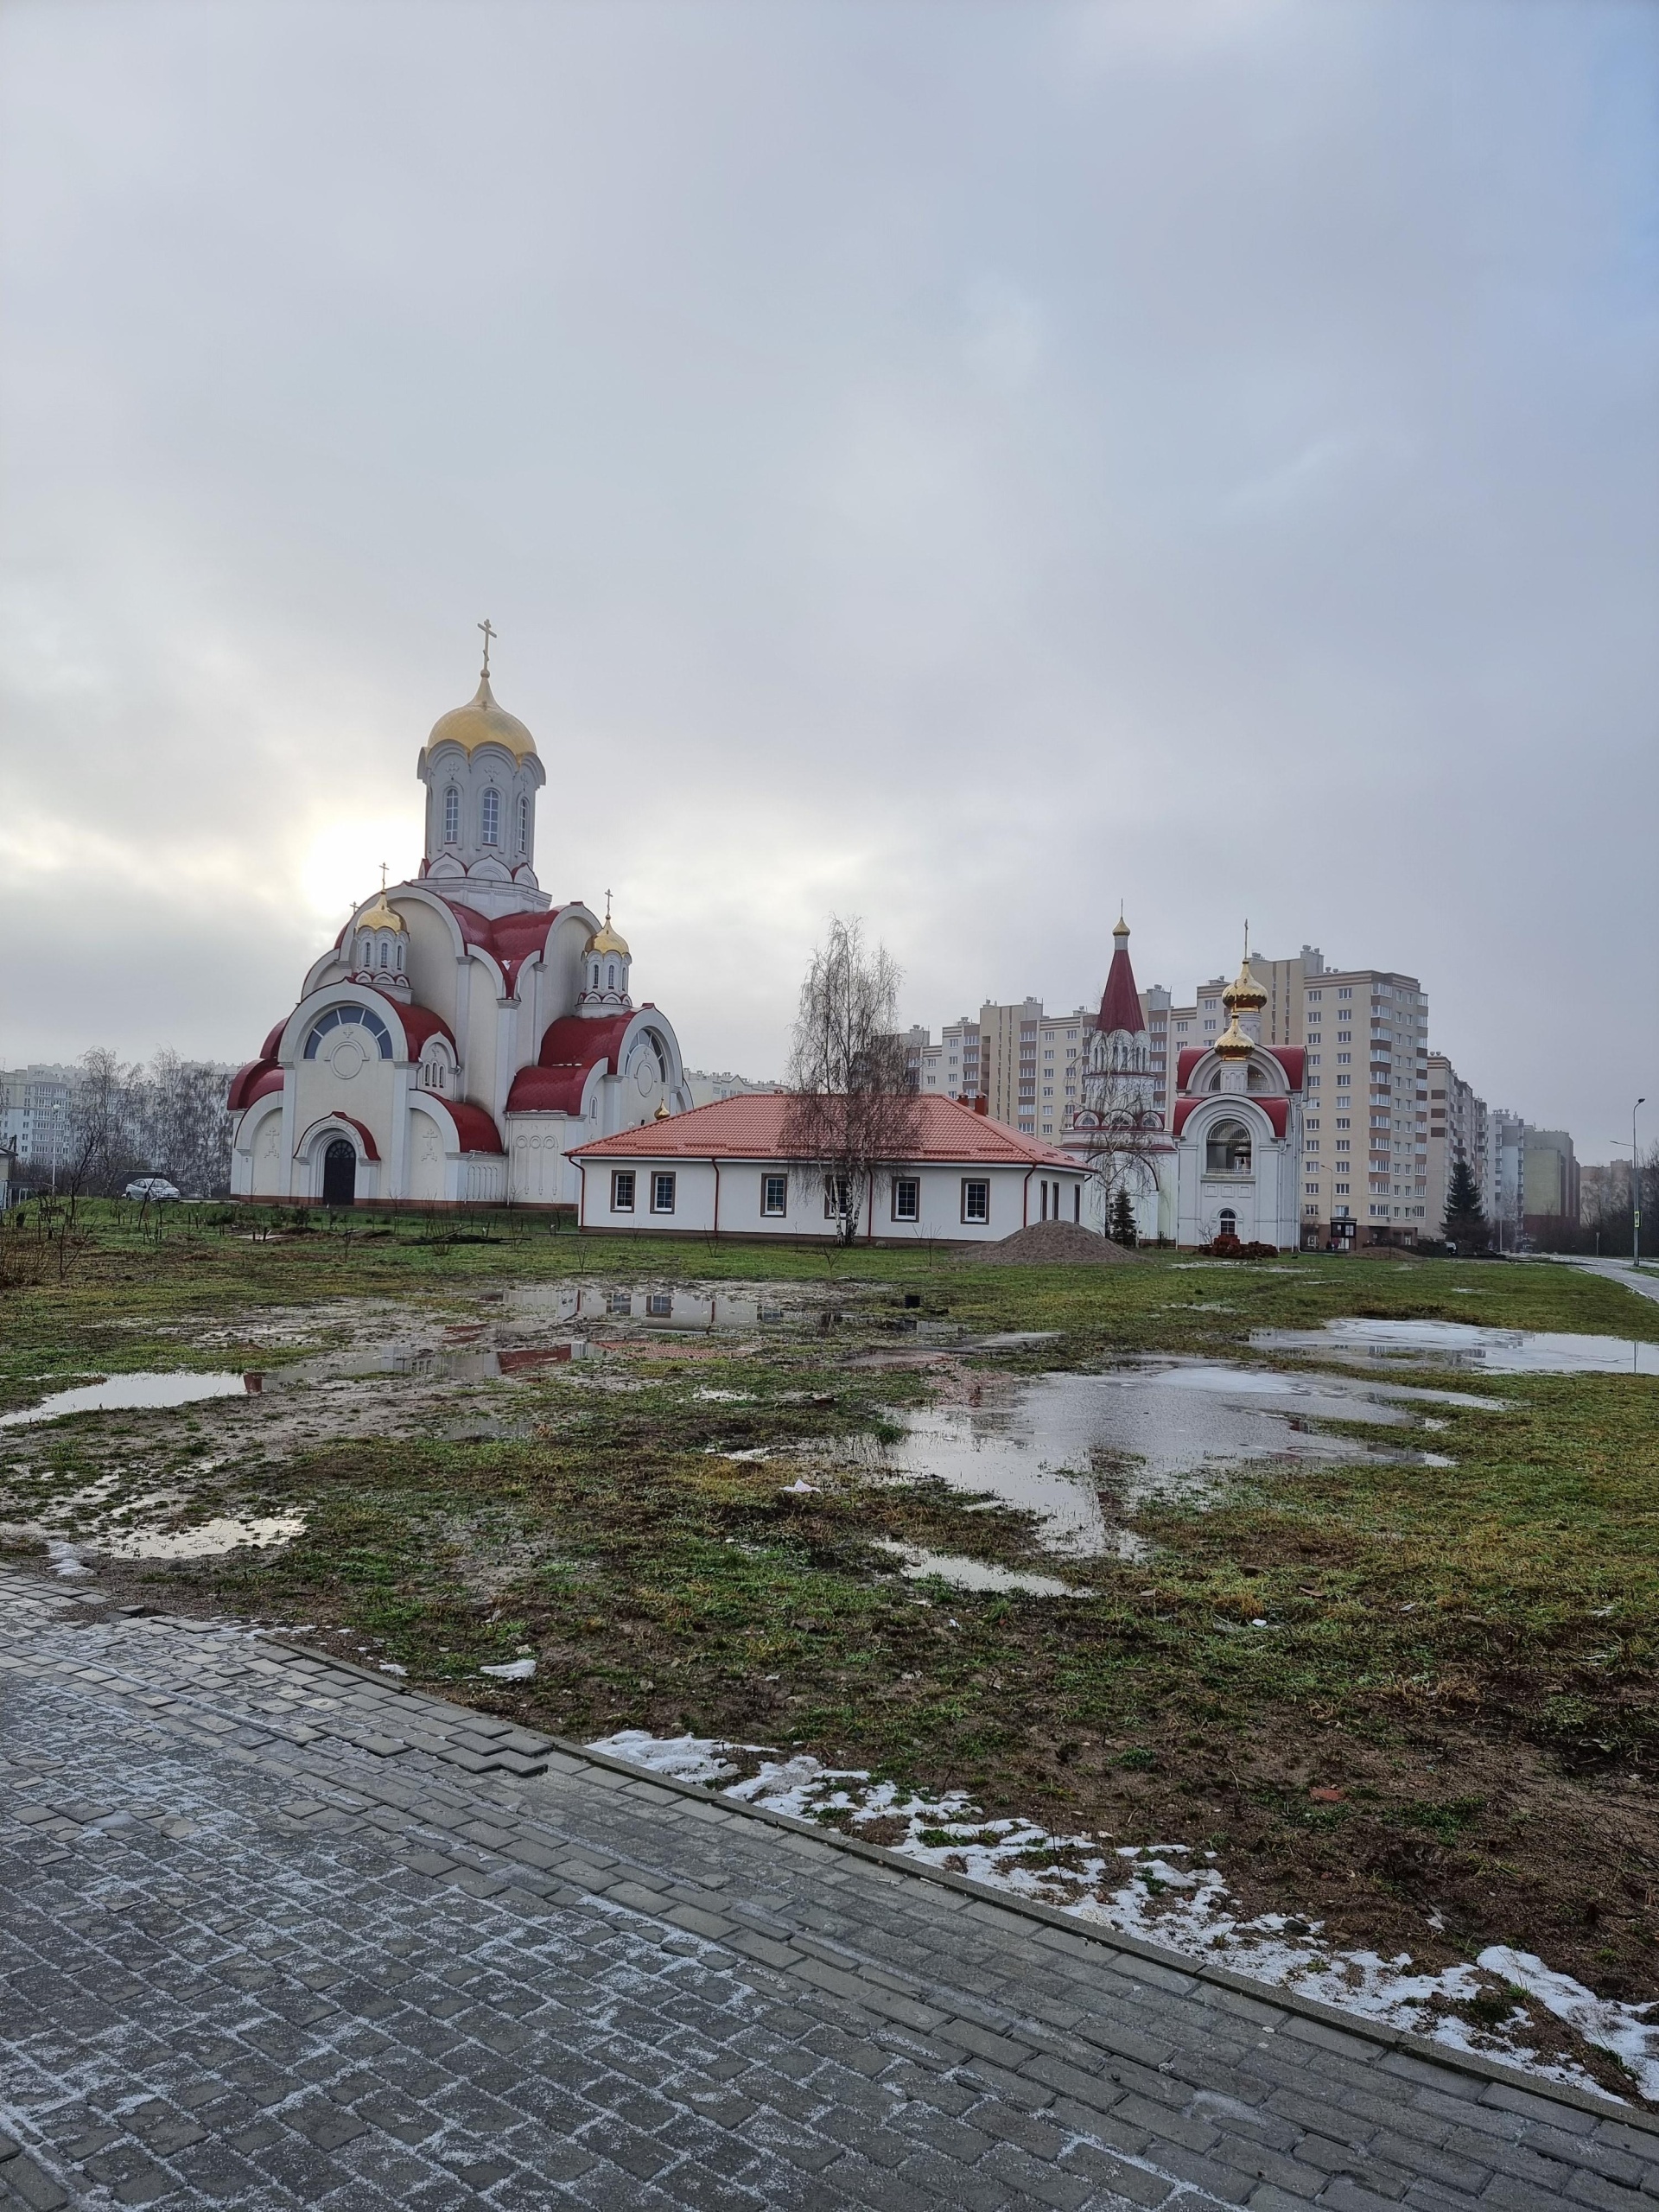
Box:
1543, 1255, 1659, 1310
2, 1567, 1655, 2211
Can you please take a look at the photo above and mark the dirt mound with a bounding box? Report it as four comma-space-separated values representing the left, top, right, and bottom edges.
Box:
972, 1222, 1136, 1265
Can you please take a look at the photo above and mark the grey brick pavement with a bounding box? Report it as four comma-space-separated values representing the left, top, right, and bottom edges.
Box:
2, 1566, 1655, 2210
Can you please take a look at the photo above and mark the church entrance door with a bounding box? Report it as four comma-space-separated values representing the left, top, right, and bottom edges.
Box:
322, 1138, 358, 1207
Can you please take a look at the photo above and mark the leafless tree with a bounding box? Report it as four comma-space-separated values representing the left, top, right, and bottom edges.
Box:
1072, 1052, 1164, 1233
61, 1049, 143, 1212
782, 916, 921, 1244
136, 1051, 233, 1195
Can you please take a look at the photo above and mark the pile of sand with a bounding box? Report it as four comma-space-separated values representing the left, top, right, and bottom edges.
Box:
972, 1222, 1136, 1265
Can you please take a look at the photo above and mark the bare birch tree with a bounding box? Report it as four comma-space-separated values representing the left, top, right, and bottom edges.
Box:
782, 916, 922, 1244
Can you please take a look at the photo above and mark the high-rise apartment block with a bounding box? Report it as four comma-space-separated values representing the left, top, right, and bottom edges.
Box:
912, 1001, 1097, 1140
0, 1065, 73, 1176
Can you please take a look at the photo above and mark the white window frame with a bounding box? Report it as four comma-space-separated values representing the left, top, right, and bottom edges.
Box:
760, 1173, 788, 1217
961, 1178, 989, 1224
892, 1176, 920, 1223
480, 788, 501, 847
651, 1171, 677, 1215
611, 1169, 636, 1213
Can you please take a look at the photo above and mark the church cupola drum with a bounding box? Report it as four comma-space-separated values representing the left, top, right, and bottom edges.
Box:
226, 629, 690, 1209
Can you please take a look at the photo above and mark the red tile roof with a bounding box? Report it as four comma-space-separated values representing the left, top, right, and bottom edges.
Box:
571, 1092, 1080, 1167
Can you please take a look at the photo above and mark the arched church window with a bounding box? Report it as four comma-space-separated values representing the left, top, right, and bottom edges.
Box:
591, 963, 601, 988
1205, 1121, 1252, 1174
1218, 1208, 1237, 1237
480, 790, 501, 846
303, 1005, 394, 1060
378, 941, 390, 969
517, 795, 528, 851
442, 787, 460, 844
607, 962, 616, 989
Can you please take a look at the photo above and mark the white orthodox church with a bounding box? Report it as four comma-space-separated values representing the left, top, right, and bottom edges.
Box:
1170, 948, 1306, 1249
1064, 919, 1306, 1250
228, 645, 690, 1207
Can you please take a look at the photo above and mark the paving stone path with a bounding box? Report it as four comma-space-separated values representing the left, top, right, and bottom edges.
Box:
2, 1567, 1656, 2211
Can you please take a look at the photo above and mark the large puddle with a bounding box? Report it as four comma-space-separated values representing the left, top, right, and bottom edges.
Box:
0, 1372, 253, 1428
855, 1364, 1483, 1557
1254, 1319, 1659, 1376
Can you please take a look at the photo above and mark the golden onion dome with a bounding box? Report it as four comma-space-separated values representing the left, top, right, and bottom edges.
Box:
1223, 952, 1268, 1014
1214, 1014, 1254, 1061
358, 891, 406, 935
586, 920, 630, 958
426, 675, 537, 762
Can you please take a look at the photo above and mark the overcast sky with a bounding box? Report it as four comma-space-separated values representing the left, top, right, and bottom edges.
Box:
2, 0, 1654, 1153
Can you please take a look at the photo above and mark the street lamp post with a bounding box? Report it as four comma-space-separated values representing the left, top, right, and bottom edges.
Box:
1636, 1098, 1646, 1270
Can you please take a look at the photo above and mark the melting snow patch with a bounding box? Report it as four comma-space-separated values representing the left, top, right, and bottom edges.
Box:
1480, 1948, 1659, 2102
588, 1729, 1649, 2105
480, 1656, 537, 1681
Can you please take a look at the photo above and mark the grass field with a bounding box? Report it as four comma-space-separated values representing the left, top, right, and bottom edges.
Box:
3, 1202, 1655, 2071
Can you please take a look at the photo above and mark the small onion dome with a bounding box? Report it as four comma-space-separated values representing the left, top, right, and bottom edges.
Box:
358, 891, 406, 934
1112, 912, 1129, 938
427, 675, 537, 762
1214, 1014, 1254, 1061
653, 1099, 671, 1121
1222, 951, 1267, 1015
585, 918, 630, 959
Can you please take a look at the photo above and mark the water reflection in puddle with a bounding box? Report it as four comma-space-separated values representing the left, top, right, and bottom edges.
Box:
507, 1285, 791, 1329
0, 1372, 252, 1427
873, 1540, 1096, 1597
1254, 1319, 1659, 1376
855, 1364, 1479, 1557
99, 1514, 308, 1560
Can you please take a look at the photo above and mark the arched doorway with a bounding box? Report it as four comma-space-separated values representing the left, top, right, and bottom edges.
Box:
322, 1137, 357, 1207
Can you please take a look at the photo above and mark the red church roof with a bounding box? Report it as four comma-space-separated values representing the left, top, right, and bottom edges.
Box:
505, 1014, 634, 1116
436, 898, 575, 991
1096, 938, 1146, 1037
572, 1093, 1078, 1167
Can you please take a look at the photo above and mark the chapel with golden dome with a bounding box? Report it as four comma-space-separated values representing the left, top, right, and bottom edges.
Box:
226, 635, 690, 1208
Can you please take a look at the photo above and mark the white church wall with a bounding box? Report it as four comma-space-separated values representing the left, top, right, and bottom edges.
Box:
408, 1103, 448, 1202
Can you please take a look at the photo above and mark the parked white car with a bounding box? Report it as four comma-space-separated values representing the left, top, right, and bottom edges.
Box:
124, 1177, 181, 1202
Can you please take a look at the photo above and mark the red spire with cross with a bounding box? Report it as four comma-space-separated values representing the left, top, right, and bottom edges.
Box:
1095, 912, 1146, 1036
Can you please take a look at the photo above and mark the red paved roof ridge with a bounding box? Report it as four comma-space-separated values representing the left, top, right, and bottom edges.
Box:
571, 1091, 1077, 1168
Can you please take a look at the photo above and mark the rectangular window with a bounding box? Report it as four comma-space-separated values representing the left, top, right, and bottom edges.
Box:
607, 1291, 632, 1315
611, 1170, 635, 1213
893, 1177, 920, 1222
647, 1292, 672, 1317
761, 1173, 787, 1217
823, 1174, 852, 1219
651, 1171, 677, 1214
961, 1179, 990, 1224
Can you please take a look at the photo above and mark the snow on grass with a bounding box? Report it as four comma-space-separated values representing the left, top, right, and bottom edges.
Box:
589, 1730, 1656, 2105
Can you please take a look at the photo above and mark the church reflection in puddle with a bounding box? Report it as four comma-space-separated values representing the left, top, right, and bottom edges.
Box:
849, 1363, 1490, 1559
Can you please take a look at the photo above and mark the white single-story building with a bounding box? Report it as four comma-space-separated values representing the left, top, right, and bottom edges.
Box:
569, 1094, 1090, 1243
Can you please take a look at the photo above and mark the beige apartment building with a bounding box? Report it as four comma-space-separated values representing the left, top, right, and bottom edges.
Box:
1425, 1054, 1488, 1238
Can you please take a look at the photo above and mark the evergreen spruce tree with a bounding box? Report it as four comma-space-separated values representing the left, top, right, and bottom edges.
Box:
1109, 1186, 1137, 1248
1442, 1158, 1487, 1249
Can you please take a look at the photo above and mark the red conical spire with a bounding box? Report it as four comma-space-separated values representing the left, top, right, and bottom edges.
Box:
1096, 912, 1146, 1036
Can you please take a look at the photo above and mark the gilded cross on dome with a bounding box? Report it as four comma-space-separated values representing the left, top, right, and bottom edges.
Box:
477, 617, 497, 678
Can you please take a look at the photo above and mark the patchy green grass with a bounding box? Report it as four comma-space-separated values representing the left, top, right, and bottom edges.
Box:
3, 1209, 1656, 2006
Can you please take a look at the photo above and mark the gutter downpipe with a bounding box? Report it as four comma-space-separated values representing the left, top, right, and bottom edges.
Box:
576, 1159, 587, 1229
712, 1157, 721, 1235
1022, 1166, 1034, 1227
